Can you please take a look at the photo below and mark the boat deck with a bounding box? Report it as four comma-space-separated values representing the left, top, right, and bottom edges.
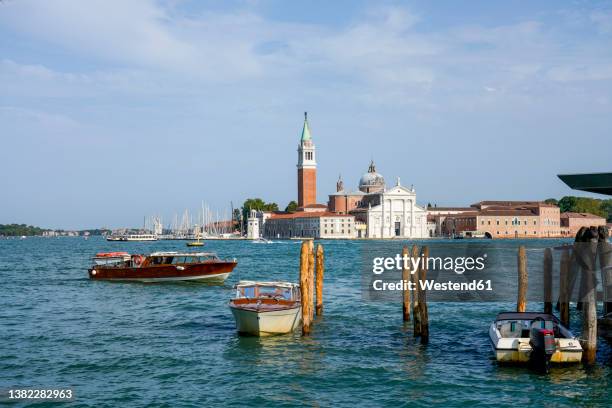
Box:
230, 298, 299, 312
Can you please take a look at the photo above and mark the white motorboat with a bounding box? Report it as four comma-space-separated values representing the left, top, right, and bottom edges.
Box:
489, 312, 582, 371
106, 234, 158, 241
229, 281, 301, 336
252, 238, 273, 244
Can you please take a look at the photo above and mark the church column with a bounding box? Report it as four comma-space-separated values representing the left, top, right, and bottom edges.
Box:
402, 199, 407, 238
380, 199, 385, 238
389, 200, 394, 237
410, 199, 415, 237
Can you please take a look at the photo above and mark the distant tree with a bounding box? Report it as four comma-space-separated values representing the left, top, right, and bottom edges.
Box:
556, 196, 607, 218
0, 224, 46, 236
600, 199, 612, 222
544, 198, 558, 206
232, 208, 241, 231
241, 198, 279, 231
285, 201, 298, 212
263, 202, 279, 211
558, 196, 578, 213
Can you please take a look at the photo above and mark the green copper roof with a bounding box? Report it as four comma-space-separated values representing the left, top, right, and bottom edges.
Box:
301, 112, 311, 141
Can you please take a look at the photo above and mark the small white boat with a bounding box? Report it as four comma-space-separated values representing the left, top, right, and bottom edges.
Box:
106, 234, 158, 241
252, 238, 273, 244
489, 312, 582, 371
229, 281, 301, 336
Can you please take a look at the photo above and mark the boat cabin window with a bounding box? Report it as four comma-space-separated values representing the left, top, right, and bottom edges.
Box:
238, 285, 292, 300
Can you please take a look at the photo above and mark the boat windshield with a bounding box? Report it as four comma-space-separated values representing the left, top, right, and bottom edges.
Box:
497, 318, 558, 338
149, 255, 218, 265
238, 285, 293, 300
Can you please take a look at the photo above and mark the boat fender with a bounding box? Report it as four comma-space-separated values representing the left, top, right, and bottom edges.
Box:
132, 255, 144, 267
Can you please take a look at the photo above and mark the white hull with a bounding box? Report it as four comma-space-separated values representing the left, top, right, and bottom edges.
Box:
98, 272, 230, 283
230, 306, 301, 336
489, 323, 582, 364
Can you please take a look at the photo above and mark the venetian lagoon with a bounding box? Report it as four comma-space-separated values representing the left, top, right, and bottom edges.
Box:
1, 237, 610, 406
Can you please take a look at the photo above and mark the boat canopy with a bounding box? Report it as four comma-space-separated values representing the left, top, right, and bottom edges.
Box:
234, 281, 299, 289
149, 251, 218, 257
495, 312, 559, 322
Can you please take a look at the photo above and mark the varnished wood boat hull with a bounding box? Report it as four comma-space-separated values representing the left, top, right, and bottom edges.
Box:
88, 262, 236, 282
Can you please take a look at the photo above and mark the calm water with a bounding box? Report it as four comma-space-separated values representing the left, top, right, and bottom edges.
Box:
1, 237, 610, 407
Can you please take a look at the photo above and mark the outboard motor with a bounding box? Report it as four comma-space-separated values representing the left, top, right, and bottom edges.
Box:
529, 324, 555, 373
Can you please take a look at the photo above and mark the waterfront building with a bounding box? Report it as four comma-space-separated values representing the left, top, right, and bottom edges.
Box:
433, 201, 562, 238
426, 206, 475, 237
246, 210, 260, 239
560, 212, 607, 237
264, 211, 356, 239
246, 210, 272, 239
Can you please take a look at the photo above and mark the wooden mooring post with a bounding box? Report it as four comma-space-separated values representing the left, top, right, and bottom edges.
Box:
517, 246, 527, 313
579, 227, 598, 364
307, 240, 315, 323
299, 241, 312, 336
316, 244, 324, 316
419, 246, 430, 344
543, 248, 553, 314
559, 248, 570, 328
300, 240, 324, 335
598, 226, 612, 315
402, 245, 411, 322
411, 245, 422, 337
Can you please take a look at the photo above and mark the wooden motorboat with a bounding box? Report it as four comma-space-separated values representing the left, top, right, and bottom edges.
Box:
88, 251, 236, 282
489, 312, 582, 371
229, 281, 301, 336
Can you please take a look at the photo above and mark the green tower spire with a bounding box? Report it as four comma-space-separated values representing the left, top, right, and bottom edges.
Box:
301, 111, 311, 142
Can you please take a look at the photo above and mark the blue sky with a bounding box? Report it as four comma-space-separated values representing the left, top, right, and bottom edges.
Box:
1, 0, 612, 229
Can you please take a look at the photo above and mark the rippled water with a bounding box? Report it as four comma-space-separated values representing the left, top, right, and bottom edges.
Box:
1, 237, 610, 407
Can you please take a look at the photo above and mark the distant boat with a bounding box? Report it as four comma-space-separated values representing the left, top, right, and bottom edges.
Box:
252, 237, 273, 244
88, 251, 236, 282
20, 236, 26, 240
106, 234, 158, 242
229, 281, 301, 336
187, 232, 205, 247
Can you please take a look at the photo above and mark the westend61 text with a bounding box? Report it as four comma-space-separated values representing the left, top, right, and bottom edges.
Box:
372, 254, 487, 275
372, 279, 493, 292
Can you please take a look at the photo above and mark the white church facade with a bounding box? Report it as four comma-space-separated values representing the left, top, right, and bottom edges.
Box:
330, 162, 429, 239
361, 181, 428, 239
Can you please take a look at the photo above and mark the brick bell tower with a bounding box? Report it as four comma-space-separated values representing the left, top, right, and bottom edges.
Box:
297, 112, 317, 208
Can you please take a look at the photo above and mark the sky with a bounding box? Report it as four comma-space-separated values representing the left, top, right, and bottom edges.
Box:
1, 0, 612, 229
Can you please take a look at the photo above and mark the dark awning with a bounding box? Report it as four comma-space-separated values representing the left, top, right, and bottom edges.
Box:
558, 173, 612, 196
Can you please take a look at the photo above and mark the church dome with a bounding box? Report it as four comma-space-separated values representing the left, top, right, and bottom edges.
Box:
359, 161, 385, 193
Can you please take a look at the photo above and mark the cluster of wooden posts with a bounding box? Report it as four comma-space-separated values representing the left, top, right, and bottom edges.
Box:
517, 225, 612, 364
299, 240, 324, 336
402, 245, 430, 344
